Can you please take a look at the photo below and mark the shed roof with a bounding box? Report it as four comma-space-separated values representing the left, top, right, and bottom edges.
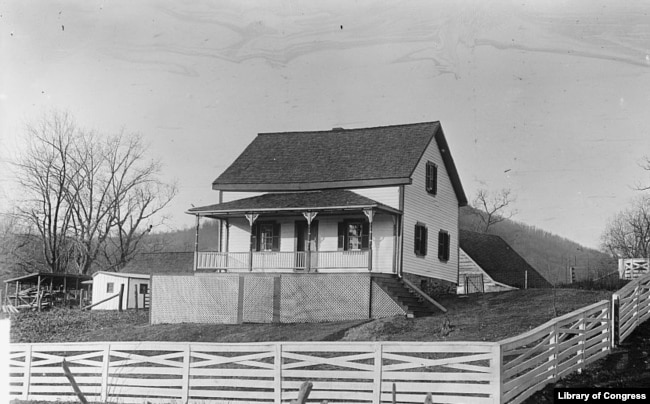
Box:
188, 189, 399, 217
3, 272, 91, 287
91, 271, 151, 280
212, 122, 467, 206
459, 230, 551, 289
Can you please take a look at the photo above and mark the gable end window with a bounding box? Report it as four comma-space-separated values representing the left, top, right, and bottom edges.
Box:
252, 222, 281, 251
425, 161, 438, 195
438, 230, 450, 261
338, 220, 369, 251
414, 223, 428, 256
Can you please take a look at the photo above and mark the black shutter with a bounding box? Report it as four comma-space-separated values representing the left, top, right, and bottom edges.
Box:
438, 231, 449, 261
414, 225, 421, 255
361, 222, 369, 250
272, 223, 281, 251
422, 226, 428, 256
338, 222, 346, 250
431, 164, 438, 195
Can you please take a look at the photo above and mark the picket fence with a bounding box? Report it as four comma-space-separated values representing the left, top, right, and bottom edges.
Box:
8, 273, 650, 404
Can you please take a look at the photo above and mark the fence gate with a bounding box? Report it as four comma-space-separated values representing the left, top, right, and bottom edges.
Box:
619, 258, 650, 280
464, 274, 484, 294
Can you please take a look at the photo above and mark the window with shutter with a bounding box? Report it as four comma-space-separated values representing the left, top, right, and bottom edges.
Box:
414, 223, 427, 256
438, 230, 450, 261
426, 161, 437, 195
255, 222, 281, 251
337, 220, 370, 251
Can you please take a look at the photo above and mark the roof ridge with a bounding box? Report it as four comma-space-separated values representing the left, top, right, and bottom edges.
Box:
256, 121, 440, 136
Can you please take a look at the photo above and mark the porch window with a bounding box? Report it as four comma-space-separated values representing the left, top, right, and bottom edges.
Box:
107, 282, 114, 293
438, 230, 450, 261
414, 223, 427, 256
252, 222, 281, 251
426, 161, 437, 195
338, 221, 369, 251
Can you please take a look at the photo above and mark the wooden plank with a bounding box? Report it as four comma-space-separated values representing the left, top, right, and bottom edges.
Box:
380, 391, 493, 404
372, 343, 382, 404
282, 352, 374, 371
383, 371, 496, 381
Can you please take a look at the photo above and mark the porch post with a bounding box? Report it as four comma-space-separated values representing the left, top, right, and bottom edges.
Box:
364, 209, 375, 272
245, 213, 260, 272
302, 212, 318, 272
193, 215, 200, 271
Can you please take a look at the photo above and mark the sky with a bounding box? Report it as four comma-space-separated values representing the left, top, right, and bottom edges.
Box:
1, 0, 650, 249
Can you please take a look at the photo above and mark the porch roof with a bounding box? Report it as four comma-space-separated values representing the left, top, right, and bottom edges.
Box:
187, 190, 401, 217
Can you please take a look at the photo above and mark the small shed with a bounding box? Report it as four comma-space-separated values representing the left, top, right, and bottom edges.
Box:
458, 230, 551, 294
90, 272, 150, 310
3, 272, 91, 311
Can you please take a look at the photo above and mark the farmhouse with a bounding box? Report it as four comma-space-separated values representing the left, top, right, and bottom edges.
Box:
152, 121, 468, 323
458, 230, 551, 294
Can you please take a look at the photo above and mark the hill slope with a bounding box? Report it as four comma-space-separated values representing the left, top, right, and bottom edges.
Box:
460, 206, 616, 284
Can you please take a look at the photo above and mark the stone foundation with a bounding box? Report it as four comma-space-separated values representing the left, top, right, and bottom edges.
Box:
402, 273, 457, 296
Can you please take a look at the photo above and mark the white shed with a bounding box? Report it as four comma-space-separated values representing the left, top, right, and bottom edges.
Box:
90, 271, 150, 310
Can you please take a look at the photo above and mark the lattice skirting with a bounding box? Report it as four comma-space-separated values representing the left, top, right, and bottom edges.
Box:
151, 273, 405, 324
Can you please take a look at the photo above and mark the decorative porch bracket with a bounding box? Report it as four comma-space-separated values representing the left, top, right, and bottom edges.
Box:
245, 213, 260, 272
363, 209, 374, 272
302, 212, 318, 272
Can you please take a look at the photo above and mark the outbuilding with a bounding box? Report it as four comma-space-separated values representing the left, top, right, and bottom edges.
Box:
90, 271, 150, 310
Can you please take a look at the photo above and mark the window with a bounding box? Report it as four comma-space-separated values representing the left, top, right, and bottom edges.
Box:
139, 284, 148, 295
106, 282, 114, 293
338, 221, 369, 251
252, 222, 280, 251
414, 223, 428, 256
426, 161, 437, 195
438, 230, 450, 261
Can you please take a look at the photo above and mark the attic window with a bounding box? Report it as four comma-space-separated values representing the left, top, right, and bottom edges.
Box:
426, 161, 437, 195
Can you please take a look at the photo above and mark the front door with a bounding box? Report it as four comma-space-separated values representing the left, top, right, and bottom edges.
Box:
295, 220, 318, 271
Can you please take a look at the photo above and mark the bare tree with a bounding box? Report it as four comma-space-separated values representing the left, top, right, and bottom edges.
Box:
11, 111, 177, 274
471, 188, 517, 233
601, 195, 650, 259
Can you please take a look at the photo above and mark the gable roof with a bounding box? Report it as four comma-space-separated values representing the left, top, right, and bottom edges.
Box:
92, 271, 151, 280
188, 190, 400, 217
459, 230, 551, 289
212, 122, 467, 206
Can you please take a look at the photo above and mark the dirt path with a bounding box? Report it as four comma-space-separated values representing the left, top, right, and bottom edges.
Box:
524, 319, 650, 402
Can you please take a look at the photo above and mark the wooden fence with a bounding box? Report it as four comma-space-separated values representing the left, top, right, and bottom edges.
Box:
8, 273, 650, 404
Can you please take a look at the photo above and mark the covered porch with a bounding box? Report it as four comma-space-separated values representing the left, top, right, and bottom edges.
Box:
187, 190, 402, 274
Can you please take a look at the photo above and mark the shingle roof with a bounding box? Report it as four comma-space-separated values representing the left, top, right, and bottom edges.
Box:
211, 122, 467, 205
189, 190, 399, 216
120, 252, 194, 275
459, 230, 551, 289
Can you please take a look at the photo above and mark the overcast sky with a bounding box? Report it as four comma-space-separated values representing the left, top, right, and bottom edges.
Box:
2, 0, 650, 249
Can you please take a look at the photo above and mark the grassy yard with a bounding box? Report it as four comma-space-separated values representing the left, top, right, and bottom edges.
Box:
10, 287, 611, 344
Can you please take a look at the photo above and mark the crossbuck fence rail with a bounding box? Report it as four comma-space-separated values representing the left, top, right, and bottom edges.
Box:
8, 273, 650, 404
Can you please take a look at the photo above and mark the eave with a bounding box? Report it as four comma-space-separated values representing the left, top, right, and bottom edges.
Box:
212, 177, 412, 192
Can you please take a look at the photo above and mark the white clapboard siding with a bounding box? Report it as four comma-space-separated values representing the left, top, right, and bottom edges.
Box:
402, 136, 459, 283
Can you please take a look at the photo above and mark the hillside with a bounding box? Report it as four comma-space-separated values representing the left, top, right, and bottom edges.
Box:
460, 206, 616, 284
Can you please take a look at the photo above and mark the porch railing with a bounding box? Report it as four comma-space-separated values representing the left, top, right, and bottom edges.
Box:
196, 250, 368, 272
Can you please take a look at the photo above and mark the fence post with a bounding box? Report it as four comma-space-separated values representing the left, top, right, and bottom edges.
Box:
100, 344, 110, 402
21, 344, 32, 400
578, 314, 586, 373
551, 322, 559, 382
492, 343, 503, 404
373, 343, 383, 404
611, 294, 620, 348
275, 343, 282, 404
181, 344, 191, 403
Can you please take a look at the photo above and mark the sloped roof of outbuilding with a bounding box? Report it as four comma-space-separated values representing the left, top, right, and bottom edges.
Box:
212, 122, 467, 206
460, 230, 551, 289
